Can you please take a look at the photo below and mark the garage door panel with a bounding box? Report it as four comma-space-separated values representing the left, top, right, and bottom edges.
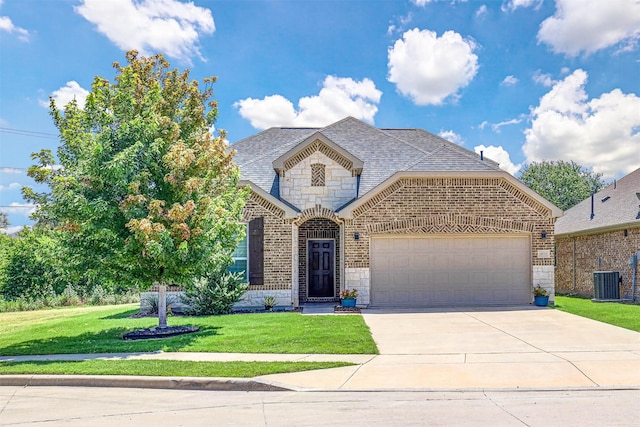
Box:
371, 235, 531, 306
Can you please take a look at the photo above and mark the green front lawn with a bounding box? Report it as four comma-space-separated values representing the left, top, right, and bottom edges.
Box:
0, 360, 353, 378
0, 304, 378, 356
554, 295, 640, 332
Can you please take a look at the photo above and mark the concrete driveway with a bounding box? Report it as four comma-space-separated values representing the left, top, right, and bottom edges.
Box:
263, 306, 640, 390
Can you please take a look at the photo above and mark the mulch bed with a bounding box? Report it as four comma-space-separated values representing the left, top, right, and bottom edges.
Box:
122, 325, 199, 340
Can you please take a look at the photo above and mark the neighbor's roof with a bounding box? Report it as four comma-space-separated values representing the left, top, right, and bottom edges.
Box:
555, 167, 640, 236
231, 116, 501, 198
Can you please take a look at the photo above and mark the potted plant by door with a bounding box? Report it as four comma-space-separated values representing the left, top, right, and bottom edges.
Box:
339, 289, 358, 307
533, 284, 549, 307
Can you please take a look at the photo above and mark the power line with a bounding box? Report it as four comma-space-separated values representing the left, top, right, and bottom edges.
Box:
0, 127, 58, 140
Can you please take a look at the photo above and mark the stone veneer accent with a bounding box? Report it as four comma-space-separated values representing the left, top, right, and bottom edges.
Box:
556, 226, 640, 298
280, 151, 357, 211
344, 267, 370, 305
533, 265, 555, 302
141, 290, 293, 311
235, 289, 293, 308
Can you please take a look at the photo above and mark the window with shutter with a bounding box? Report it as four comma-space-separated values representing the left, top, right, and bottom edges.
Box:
229, 224, 248, 281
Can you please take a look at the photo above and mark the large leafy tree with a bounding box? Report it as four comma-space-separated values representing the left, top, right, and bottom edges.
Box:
518, 160, 606, 211
24, 51, 247, 327
0, 212, 8, 229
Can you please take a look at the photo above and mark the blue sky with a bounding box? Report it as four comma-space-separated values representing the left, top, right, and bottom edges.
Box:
1, 0, 640, 232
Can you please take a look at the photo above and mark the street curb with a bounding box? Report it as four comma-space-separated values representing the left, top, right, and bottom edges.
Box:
0, 375, 294, 391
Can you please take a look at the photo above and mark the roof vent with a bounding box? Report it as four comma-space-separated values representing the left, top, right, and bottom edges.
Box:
601, 196, 610, 203
480, 150, 484, 161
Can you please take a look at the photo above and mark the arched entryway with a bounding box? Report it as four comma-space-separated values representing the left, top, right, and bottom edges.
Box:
298, 218, 341, 303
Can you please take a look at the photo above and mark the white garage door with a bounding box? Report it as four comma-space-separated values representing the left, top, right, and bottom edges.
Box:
370, 235, 531, 306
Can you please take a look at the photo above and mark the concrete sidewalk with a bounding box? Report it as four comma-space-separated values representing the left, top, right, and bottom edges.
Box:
2, 307, 640, 392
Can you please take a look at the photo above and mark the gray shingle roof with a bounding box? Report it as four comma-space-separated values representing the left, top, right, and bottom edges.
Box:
231, 116, 502, 200
555, 167, 640, 235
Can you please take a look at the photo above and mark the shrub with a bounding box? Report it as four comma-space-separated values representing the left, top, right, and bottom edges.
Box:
181, 272, 248, 315
141, 292, 176, 315
0, 228, 68, 301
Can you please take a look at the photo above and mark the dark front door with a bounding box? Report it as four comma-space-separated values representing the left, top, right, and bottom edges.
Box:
308, 240, 334, 298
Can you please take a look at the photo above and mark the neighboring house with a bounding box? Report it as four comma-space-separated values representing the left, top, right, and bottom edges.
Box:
555, 167, 640, 299
232, 117, 561, 308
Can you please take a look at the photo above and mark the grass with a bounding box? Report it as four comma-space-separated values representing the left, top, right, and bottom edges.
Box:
0, 360, 353, 378
0, 304, 379, 356
554, 295, 640, 332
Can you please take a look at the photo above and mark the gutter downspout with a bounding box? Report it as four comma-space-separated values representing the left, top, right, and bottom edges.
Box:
632, 252, 639, 302
572, 237, 577, 293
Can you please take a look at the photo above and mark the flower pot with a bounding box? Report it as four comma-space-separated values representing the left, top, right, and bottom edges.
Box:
534, 295, 549, 307
341, 298, 356, 308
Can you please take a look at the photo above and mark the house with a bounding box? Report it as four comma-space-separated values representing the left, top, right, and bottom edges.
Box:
555, 167, 640, 299
232, 117, 561, 308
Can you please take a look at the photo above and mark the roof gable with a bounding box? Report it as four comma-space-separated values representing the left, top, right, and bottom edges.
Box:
272, 132, 364, 176
232, 116, 504, 201
555, 167, 640, 236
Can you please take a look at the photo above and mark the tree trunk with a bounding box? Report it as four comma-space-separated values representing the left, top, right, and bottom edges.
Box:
157, 283, 168, 329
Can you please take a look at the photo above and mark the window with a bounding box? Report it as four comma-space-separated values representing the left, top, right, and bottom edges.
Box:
228, 217, 264, 285
229, 224, 248, 281
311, 163, 325, 186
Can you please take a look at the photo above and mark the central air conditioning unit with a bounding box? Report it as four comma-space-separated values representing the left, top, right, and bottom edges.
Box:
593, 271, 620, 300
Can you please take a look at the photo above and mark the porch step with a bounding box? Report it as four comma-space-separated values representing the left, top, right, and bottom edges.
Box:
301, 303, 336, 315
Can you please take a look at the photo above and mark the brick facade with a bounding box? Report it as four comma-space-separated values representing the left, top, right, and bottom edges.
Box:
556, 226, 640, 298
238, 175, 558, 306
242, 193, 293, 291
344, 177, 555, 272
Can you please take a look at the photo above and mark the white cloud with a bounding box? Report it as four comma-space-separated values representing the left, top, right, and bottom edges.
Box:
411, 0, 434, 5
492, 118, 522, 133
0, 225, 24, 235
75, 0, 215, 64
474, 145, 522, 175
502, 0, 543, 11
1, 202, 37, 216
0, 182, 21, 191
523, 69, 640, 178
234, 76, 382, 130
478, 121, 489, 130
538, 0, 640, 56
388, 13, 413, 35
387, 28, 479, 106
40, 81, 90, 110
476, 5, 488, 18
532, 70, 556, 87
0, 0, 30, 43
439, 130, 464, 145
1, 167, 23, 174
501, 75, 519, 86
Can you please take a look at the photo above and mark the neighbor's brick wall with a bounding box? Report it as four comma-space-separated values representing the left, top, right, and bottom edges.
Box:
556, 226, 640, 298
242, 193, 292, 291
344, 177, 556, 271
